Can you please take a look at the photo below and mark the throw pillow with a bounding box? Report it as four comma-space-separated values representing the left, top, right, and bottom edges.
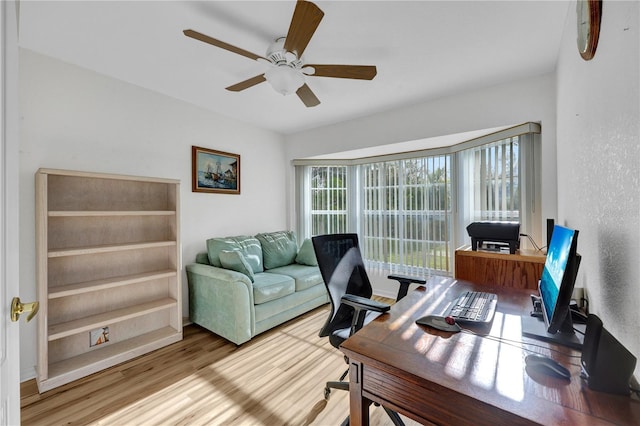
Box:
206, 236, 264, 273
219, 250, 255, 282
206, 237, 240, 267
230, 236, 264, 273
295, 238, 318, 266
255, 231, 298, 269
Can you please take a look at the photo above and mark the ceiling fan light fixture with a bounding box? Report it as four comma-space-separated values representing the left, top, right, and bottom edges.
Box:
183, 1, 374, 107
265, 65, 304, 96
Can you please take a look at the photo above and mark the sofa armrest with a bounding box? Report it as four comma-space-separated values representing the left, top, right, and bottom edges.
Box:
186, 263, 255, 345
187, 263, 253, 285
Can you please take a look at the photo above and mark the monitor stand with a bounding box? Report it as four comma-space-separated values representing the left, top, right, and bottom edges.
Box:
521, 316, 585, 350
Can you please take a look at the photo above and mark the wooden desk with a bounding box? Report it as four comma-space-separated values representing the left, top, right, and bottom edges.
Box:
455, 245, 546, 290
340, 277, 640, 425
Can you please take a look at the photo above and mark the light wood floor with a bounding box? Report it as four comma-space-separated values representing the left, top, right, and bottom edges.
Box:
21, 303, 419, 425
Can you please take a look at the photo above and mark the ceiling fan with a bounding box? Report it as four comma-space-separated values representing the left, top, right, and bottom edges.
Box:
183, 0, 377, 107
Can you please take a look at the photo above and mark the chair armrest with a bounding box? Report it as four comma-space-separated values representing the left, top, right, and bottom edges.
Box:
341, 294, 391, 336
387, 274, 427, 285
388, 274, 427, 301
341, 294, 390, 313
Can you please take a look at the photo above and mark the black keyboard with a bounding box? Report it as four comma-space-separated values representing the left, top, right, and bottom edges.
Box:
446, 291, 498, 323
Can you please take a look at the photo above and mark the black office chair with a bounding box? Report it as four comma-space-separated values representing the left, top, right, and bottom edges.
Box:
312, 233, 426, 426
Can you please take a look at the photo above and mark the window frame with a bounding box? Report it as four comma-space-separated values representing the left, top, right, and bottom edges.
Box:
294, 123, 541, 277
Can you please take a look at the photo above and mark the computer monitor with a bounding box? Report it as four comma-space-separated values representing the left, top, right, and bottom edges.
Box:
522, 224, 584, 349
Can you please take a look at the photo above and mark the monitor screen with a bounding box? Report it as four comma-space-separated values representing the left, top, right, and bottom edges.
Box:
521, 224, 583, 349
540, 224, 580, 334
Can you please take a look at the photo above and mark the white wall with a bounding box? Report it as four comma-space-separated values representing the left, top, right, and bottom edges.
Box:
285, 73, 558, 296
556, 0, 639, 374
18, 49, 287, 381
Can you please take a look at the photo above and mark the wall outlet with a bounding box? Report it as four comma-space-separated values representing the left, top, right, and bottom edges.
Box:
90, 326, 110, 347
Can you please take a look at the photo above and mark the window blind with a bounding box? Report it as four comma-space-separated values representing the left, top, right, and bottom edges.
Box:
308, 166, 348, 235
294, 122, 541, 276
359, 155, 452, 276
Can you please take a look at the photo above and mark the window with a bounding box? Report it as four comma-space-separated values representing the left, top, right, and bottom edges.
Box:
360, 156, 452, 276
295, 123, 540, 277
308, 166, 348, 235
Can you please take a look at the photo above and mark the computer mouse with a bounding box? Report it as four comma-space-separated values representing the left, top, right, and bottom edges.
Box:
525, 354, 571, 380
416, 315, 461, 333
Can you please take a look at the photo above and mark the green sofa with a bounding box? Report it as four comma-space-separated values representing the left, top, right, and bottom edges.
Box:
186, 231, 328, 345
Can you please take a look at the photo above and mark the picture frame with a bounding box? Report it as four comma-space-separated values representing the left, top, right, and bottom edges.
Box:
192, 145, 241, 194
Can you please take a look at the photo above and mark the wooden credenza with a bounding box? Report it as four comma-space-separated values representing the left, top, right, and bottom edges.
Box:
454, 245, 546, 289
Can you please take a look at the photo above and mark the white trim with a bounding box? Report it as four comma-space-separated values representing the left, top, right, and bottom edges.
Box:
292, 122, 541, 166
1, 0, 22, 423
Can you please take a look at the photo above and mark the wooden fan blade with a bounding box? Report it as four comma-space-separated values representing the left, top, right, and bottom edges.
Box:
305, 64, 377, 80
283, 1, 324, 58
226, 74, 266, 92
296, 84, 320, 107
183, 29, 266, 61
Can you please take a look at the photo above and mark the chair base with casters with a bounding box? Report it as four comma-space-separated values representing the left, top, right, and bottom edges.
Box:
324, 363, 349, 400
322, 290, 416, 426
312, 234, 426, 426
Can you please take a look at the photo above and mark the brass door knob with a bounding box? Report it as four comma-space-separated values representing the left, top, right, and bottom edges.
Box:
10, 297, 39, 322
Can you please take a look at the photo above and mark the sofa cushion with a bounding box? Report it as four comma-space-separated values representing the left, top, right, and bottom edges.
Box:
266, 264, 323, 292
295, 238, 318, 266
219, 250, 255, 282
254, 284, 328, 325
206, 236, 264, 273
255, 231, 298, 270
252, 272, 295, 304
195, 252, 210, 265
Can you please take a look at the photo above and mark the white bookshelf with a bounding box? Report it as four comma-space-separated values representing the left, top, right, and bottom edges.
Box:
35, 169, 182, 392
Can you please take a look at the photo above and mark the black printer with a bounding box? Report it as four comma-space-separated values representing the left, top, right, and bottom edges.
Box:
466, 221, 520, 254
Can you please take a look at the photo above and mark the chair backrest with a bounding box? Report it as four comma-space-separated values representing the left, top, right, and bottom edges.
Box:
312, 233, 373, 337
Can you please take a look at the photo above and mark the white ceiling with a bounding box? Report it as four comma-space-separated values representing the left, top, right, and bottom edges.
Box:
18, 1, 570, 135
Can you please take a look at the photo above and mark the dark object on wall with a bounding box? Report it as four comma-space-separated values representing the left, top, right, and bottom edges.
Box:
581, 314, 637, 395
577, 0, 602, 61
466, 221, 520, 254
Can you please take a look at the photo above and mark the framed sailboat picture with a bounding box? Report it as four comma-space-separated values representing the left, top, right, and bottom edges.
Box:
192, 146, 240, 194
